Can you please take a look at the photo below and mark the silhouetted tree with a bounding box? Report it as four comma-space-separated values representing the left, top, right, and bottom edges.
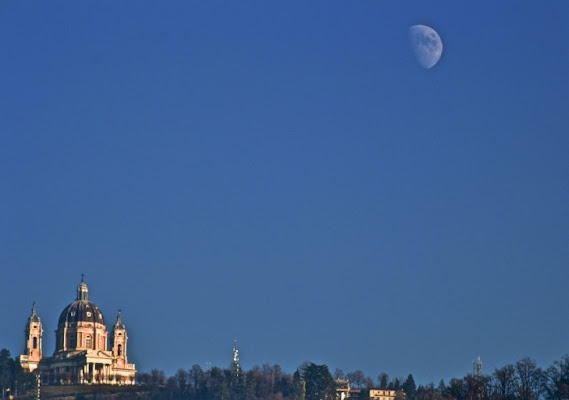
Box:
403, 374, 418, 400
347, 370, 366, 389
175, 368, 188, 391
464, 374, 490, 400
0, 349, 13, 399
448, 377, 468, 400
334, 369, 345, 380
378, 373, 389, 388
515, 358, 543, 400
302, 363, 336, 400
492, 364, 517, 400
417, 383, 438, 400
189, 364, 204, 392
542, 355, 569, 400
420, 383, 448, 400
363, 376, 375, 389
437, 380, 447, 397
391, 377, 403, 391
150, 369, 167, 386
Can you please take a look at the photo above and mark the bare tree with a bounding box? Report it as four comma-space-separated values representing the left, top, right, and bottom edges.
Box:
346, 370, 366, 389
492, 364, 517, 400
515, 358, 543, 400
542, 355, 569, 400
334, 368, 345, 380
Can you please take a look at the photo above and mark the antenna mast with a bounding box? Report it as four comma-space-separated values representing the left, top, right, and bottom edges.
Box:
473, 356, 483, 377
232, 339, 241, 376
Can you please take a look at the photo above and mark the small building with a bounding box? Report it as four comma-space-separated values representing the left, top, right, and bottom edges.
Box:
18, 276, 136, 385
369, 388, 405, 400
336, 379, 351, 400
335, 379, 362, 400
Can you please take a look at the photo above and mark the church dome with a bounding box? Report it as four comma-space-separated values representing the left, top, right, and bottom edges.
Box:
58, 300, 105, 326
57, 276, 105, 326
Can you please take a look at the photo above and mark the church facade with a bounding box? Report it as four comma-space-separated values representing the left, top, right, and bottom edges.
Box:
19, 277, 136, 385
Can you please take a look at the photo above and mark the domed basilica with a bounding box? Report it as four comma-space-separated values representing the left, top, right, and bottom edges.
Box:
18, 276, 136, 385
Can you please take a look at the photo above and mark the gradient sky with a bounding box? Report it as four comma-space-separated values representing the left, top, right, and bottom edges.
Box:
1, 1, 568, 386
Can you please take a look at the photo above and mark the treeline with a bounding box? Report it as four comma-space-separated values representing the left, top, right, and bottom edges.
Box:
1, 347, 568, 400
135, 355, 569, 400
414, 356, 569, 400
136, 362, 330, 400
0, 349, 36, 399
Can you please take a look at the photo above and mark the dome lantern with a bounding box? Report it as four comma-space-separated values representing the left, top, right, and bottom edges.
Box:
77, 273, 88, 300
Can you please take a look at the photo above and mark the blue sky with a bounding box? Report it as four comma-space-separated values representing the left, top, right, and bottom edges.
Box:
1, 1, 568, 385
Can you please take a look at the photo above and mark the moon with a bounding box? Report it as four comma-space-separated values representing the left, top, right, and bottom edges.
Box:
409, 25, 443, 69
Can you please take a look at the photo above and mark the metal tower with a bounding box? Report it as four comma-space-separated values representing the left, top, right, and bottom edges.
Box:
473, 356, 483, 377
232, 339, 241, 376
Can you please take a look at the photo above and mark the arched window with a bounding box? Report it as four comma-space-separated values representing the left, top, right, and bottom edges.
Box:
33, 337, 38, 349
117, 344, 122, 356
86, 335, 92, 348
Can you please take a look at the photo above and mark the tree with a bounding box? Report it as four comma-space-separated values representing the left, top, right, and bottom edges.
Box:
392, 377, 403, 391
346, 370, 366, 389
0, 349, 14, 400
243, 369, 256, 400
12, 363, 36, 398
437, 380, 447, 396
189, 364, 204, 391
150, 369, 166, 386
448, 377, 468, 400
175, 368, 188, 391
403, 374, 418, 400
417, 384, 438, 400
137, 372, 151, 385
363, 376, 375, 390
492, 364, 517, 400
543, 355, 569, 400
515, 358, 543, 400
378, 373, 389, 388
464, 374, 489, 400
334, 369, 345, 380
302, 363, 336, 400
292, 369, 305, 400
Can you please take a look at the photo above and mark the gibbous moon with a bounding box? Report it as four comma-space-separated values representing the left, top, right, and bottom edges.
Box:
409, 25, 443, 69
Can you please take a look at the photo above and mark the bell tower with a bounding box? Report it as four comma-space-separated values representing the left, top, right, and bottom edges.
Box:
20, 302, 43, 371
111, 310, 128, 367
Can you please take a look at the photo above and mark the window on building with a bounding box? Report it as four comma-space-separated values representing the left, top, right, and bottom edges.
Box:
118, 344, 122, 356
33, 337, 37, 349
86, 335, 92, 348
